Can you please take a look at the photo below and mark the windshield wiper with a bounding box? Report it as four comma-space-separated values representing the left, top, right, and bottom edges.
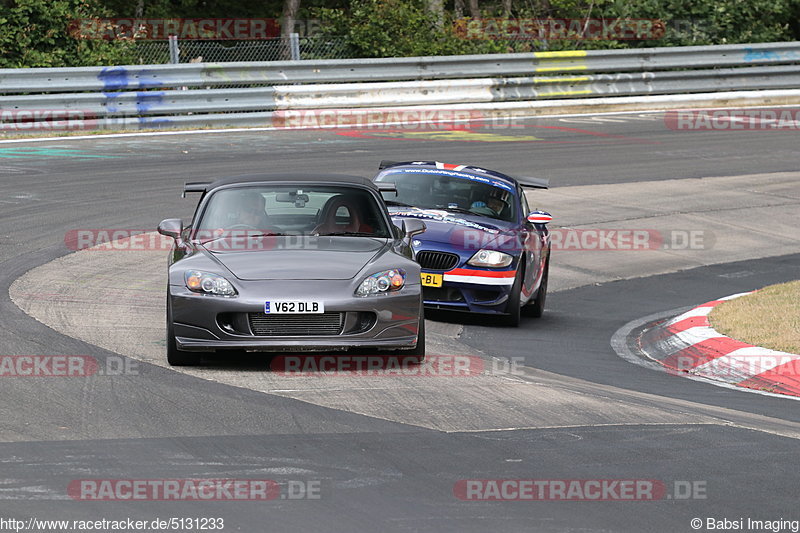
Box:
437, 206, 474, 215
441, 206, 507, 221
200, 232, 285, 244
324, 232, 381, 237
384, 200, 414, 207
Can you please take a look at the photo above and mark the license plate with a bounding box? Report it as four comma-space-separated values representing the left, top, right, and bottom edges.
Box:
421, 273, 443, 287
265, 301, 324, 314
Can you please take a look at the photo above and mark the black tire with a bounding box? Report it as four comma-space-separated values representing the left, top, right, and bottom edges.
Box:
405, 308, 426, 363
500, 268, 522, 327
385, 304, 426, 363
166, 297, 202, 366
523, 258, 549, 318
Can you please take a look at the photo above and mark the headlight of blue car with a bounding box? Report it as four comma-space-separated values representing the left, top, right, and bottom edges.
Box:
467, 249, 513, 268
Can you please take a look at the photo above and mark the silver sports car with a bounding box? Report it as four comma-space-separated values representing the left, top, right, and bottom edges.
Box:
157, 173, 427, 366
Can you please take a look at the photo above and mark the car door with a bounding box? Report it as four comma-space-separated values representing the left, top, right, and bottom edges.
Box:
518, 187, 543, 301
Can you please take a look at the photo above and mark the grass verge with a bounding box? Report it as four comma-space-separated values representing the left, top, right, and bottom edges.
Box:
709, 280, 800, 354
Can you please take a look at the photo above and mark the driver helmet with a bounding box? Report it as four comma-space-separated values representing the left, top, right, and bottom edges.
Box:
486, 188, 510, 214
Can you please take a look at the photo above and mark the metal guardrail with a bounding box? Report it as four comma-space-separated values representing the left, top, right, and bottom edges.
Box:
1, 41, 800, 131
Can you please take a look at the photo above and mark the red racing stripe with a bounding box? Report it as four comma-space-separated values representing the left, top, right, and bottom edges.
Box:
447, 268, 517, 278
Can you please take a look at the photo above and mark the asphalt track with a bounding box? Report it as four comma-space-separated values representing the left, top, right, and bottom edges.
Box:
2, 114, 800, 532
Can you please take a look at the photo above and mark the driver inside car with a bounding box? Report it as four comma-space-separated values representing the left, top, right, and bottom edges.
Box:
486, 189, 510, 218
235, 191, 271, 230
204, 190, 273, 234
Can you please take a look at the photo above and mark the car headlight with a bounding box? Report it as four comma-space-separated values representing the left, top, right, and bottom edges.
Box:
467, 249, 513, 268
185, 270, 237, 296
356, 269, 406, 296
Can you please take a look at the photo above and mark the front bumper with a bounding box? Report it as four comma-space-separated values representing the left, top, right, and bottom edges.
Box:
422, 268, 516, 314
170, 280, 421, 352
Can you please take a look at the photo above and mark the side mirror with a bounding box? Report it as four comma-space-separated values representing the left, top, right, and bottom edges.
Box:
157, 218, 183, 239
402, 218, 426, 238
527, 211, 552, 224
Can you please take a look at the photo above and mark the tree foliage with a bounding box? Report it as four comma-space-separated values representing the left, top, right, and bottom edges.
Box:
0, 0, 797, 67
595, 0, 796, 48
315, 0, 799, 56
0, 0, 135, 68
313, 0, 508, 57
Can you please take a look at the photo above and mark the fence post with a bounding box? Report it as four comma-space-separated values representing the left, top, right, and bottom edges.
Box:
290, 32, 301, 61
168, 35, 180, 64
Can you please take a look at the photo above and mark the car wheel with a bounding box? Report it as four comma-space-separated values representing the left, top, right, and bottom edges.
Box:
500, 268, 522, 327
166, 296, 202, 367
523, 258, 548, 318
405, 308, 426, 363
386, 306, 426, 363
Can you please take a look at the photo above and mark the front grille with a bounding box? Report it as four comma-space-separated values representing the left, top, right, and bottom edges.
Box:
416, 251, 459, 271
248, 313, 344, 336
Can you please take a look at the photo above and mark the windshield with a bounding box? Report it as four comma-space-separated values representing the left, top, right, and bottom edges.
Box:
376, 169, 517, 222
194, 185, 391, 238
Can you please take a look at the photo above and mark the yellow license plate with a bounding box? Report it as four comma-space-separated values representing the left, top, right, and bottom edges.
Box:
421, 272, 443, 287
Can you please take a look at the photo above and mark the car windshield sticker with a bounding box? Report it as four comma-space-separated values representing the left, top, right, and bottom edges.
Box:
383, 168, 516, 193
391, 208, 500, 234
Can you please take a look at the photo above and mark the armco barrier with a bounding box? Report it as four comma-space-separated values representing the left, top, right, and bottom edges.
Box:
1, 41, 800, 131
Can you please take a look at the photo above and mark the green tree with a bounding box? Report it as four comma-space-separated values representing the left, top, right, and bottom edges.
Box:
314, 0, 508, 57
597, 0, 796, 47
0, 0, 135, 67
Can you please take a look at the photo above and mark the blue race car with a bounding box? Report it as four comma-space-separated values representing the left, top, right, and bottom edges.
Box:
373, 161, 552, 327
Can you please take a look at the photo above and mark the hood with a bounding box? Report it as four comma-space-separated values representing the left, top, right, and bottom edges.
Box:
201, 236, 388, 280
390, 208, 513, 247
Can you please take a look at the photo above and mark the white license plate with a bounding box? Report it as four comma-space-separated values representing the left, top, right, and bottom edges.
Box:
265, 301, 324, 314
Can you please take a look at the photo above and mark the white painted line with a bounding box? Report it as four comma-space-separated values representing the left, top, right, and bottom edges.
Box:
559, 116, 630, 124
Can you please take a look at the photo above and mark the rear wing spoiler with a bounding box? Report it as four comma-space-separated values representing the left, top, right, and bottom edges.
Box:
378, 160, 399, 170
182, 181, 211, 198
515, 176, 549, 189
